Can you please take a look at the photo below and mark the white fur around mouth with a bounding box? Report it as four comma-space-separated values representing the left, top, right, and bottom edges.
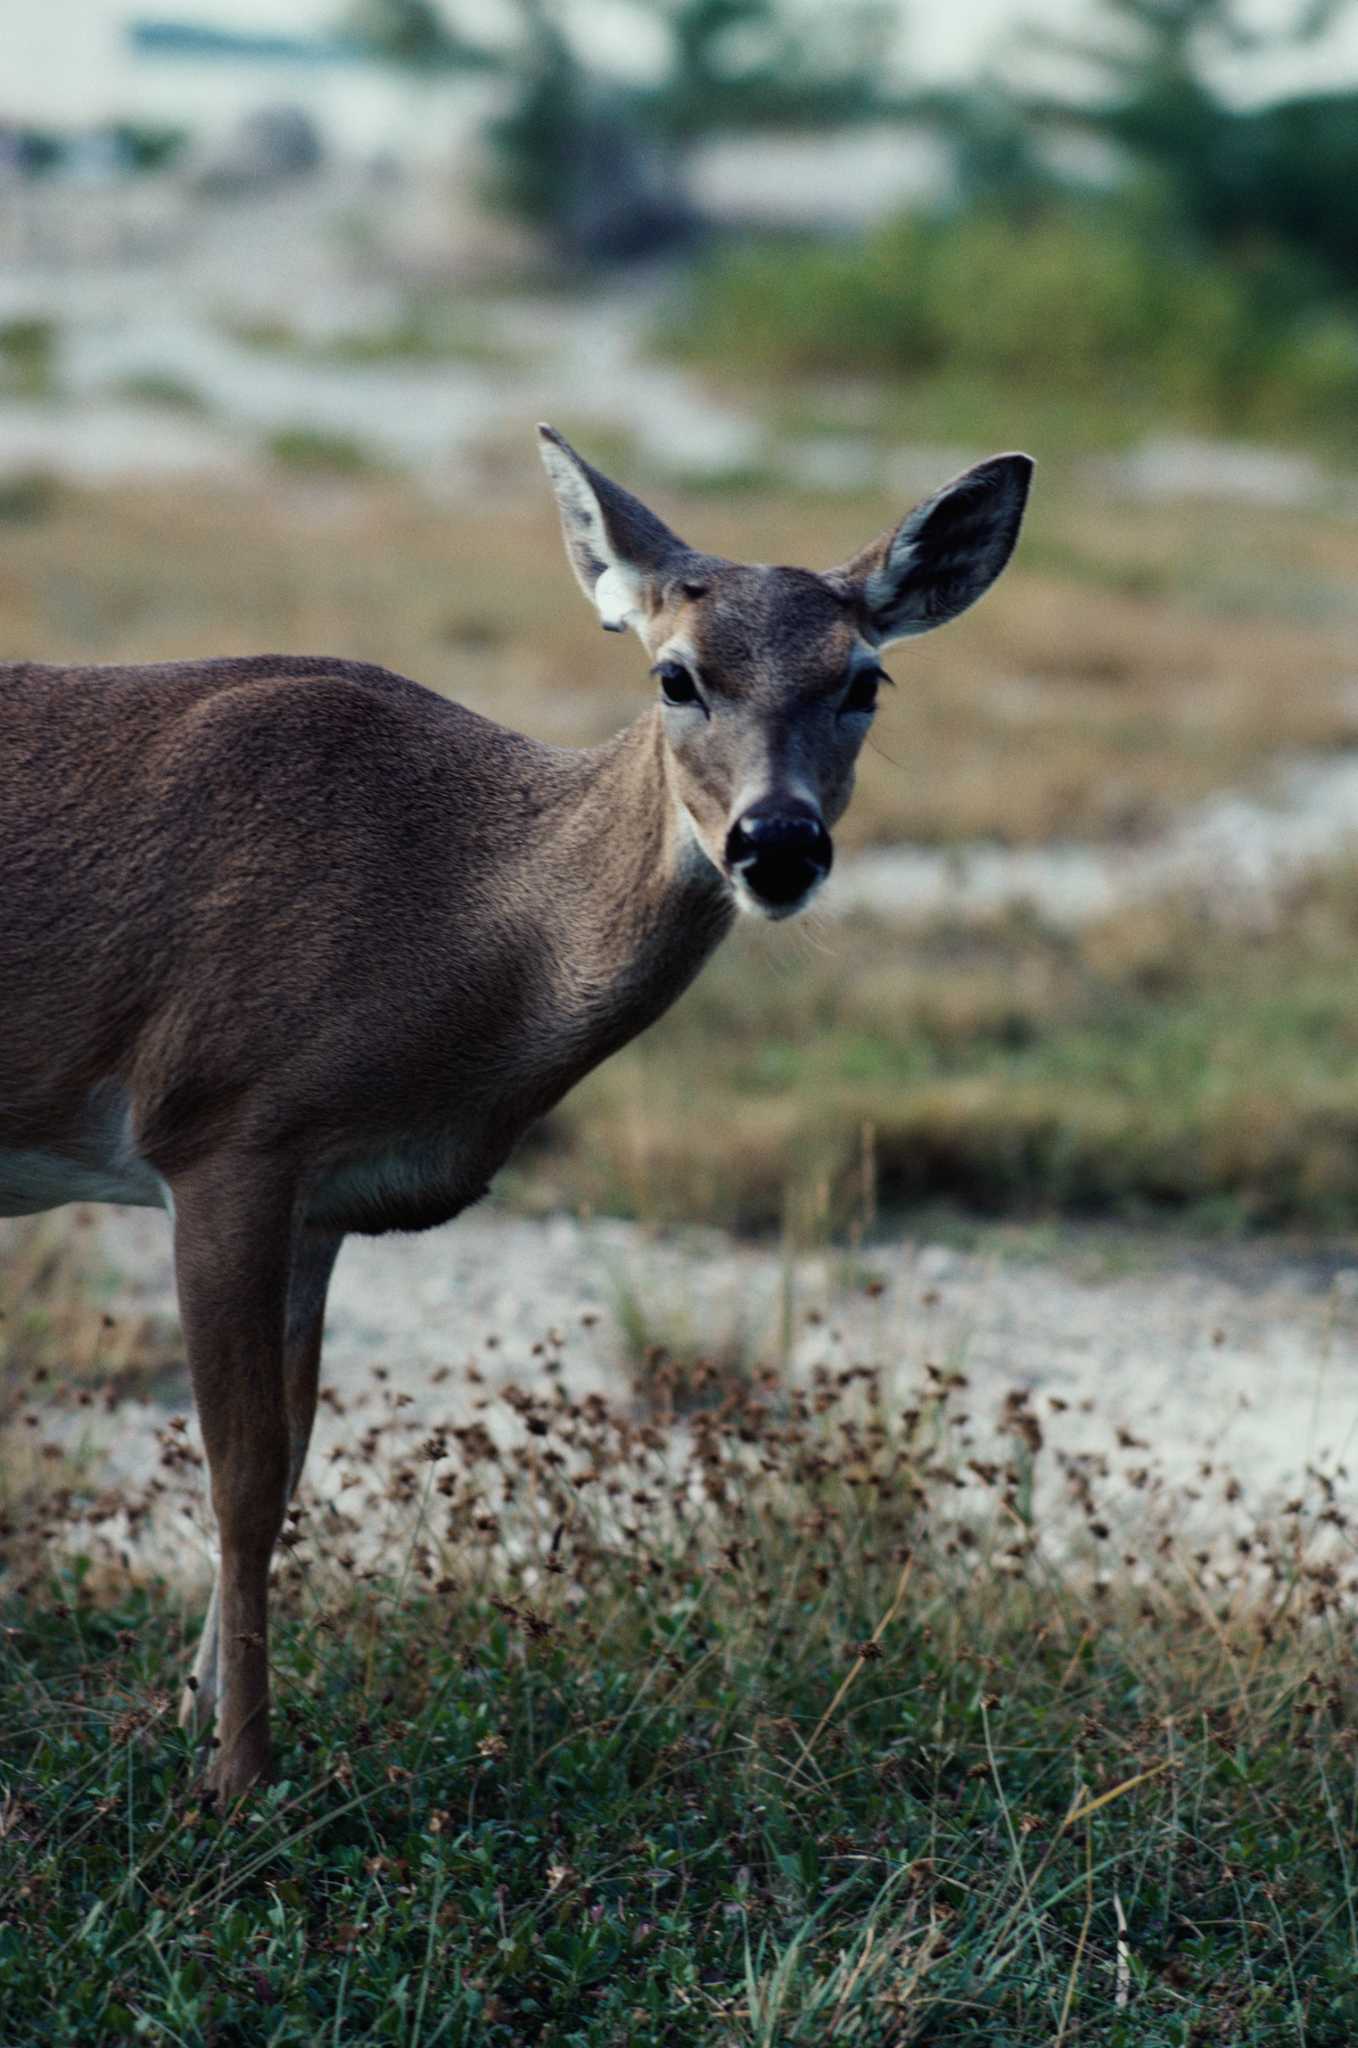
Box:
730, 865, 828, 921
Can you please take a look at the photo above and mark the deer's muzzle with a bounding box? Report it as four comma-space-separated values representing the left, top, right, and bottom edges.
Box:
726, 804, 833, 916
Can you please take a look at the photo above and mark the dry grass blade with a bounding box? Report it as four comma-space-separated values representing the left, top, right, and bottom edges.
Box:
784, 1553, 913, 1786
983, 1696, 1051, 1982
1053, 1815, 1093, 2048
1061, 1759, 1179, 1830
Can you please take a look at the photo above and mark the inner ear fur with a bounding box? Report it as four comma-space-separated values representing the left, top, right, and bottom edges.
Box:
828, 453, 1034, 645
538, 423, 698, 634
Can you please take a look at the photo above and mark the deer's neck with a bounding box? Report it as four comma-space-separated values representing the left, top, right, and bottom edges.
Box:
519, 710, 735, 1066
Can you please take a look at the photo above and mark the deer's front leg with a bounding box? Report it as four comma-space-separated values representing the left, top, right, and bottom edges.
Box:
180, 1230, 342, 1742
171, 1157, 298, 1802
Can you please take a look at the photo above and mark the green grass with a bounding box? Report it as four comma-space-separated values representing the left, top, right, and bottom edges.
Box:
265, 426, 383, 477
0, 317, 59, 401
6, 1356, 1358, 2043
526, 875, 1358, 1234
0, 470, 59, 524
230, 306, 517, 369
110, 372, 212, 415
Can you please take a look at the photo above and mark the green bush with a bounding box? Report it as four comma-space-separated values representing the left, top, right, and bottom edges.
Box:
673, 205, 1358, 437
265, 425, 380, 475
0, 316, 58, 400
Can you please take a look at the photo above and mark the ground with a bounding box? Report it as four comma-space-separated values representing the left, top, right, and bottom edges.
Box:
11, 1203, 1358, 1584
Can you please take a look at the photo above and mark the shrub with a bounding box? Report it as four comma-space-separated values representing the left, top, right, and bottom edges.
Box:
265, 426, 380, 476
673, 204, 1358, 438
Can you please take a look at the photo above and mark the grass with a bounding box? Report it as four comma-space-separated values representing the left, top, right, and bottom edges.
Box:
110, 372, 212, 415
229, 306, 517, 369
0, 316, 58, 401
265, 427, 383, 477
525, 870, 1358, 1233
6, 1323, 1358, 2043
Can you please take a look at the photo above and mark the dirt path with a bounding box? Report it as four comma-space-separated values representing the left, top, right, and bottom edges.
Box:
21, 1203, 1358, 1585
834, 753, 1358, 927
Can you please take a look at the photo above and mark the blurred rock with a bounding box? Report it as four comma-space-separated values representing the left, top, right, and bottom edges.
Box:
192, 105, 324, 195
783, 435, 880, 494
0, 125, 29, 184
1097, 435, 1327, 510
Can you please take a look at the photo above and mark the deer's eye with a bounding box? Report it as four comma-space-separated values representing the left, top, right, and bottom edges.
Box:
841, 669, 883, 716
655, 661, 701, 709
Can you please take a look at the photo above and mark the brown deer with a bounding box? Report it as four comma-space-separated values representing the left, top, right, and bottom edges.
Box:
0, 426, 1031, 1800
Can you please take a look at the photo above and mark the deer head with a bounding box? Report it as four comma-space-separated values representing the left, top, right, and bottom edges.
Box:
539, 424, 1032, 920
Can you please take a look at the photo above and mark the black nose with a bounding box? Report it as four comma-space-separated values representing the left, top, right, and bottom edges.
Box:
726, 804, 833, 909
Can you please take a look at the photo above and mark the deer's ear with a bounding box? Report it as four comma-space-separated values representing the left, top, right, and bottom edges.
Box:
537, 424, 691, 634
828, 454, 1033, 646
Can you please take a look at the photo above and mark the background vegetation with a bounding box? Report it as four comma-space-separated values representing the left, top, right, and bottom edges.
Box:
673, 203, 1358, 445
340, 0, 1358, 431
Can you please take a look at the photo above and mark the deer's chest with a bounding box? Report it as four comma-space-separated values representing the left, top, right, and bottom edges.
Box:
304, 1128, 501, 1237
300, 993, 651, 1238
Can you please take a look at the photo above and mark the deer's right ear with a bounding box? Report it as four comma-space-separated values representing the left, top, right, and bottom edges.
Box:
537, 424, 690, 635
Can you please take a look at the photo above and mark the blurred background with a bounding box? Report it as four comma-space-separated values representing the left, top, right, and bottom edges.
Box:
4, 0, 1358, 1249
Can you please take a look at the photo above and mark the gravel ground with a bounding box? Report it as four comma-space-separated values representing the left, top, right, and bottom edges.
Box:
20, 1201, 1358, 1585
834, 753, 1358, 928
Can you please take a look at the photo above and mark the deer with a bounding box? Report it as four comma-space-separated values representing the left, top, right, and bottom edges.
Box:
0, 425, 1031, 1801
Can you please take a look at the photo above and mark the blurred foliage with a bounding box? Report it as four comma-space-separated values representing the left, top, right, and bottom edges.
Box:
674, 203, 1358, 438
347, 0, 1358, 303
338, 0, 494, 68
484, 0, 895, 258
640, 0, 898, 139
107, 122, 189, 174
485, 0, 696, 262
0, 318, 58, 401
335, 0, 896, 256
727, 0, 1357, 444
264, 426, 381, 475
1, 123, 187, 180
0, 473, 59, 525
1015, 0, 1358, 292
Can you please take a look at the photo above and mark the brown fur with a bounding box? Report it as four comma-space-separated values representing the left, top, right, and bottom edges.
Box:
0, 428, 1030, 1799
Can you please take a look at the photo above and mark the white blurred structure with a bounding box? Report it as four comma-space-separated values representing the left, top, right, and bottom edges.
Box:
7, 0, 1358, 159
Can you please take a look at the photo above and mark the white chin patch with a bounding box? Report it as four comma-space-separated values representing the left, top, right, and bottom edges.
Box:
732, 869, 825, 921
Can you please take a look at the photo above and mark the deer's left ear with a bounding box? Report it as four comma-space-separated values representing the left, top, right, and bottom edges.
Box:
827, 453, 1034, 646
538, 423, 693, 635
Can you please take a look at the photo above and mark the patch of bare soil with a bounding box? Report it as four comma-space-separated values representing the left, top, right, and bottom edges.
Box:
14, 1203, 1358, 1586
